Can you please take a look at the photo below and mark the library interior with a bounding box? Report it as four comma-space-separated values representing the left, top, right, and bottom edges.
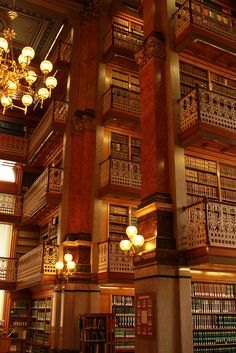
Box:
1, 0, 236, 353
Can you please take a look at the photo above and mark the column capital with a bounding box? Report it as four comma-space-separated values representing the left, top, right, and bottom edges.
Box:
135, 32, 165, 69
72, 109, 96, 133
80, 0, 100, 21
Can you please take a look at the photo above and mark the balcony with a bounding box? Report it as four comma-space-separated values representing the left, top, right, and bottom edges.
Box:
22, 167, 62, 224
27, 100, 67, 166
0, 257, 17, 290
174, 0, 236, 68
102, 86, 140, 129
0, 134, 28, 164
100, 157, 141, 200
0, 193, 22, 223
16, 244, 58, 290
103, 25, 144, 69
180, 199, 236, 266
98, 240, 134, 284
179, 86, 236, 152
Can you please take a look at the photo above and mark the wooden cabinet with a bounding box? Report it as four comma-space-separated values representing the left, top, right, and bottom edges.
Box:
9, 298, 29, 353
112, 295, 135, 353
80, 313, 115, 353
192, 282, 236, 352
26, 297, 52, 353
185, 154, 236, 205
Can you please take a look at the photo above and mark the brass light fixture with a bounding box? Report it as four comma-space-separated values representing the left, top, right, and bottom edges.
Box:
119, 226, 144, 256
55, 253, 76, 281
0, 9, 57, 115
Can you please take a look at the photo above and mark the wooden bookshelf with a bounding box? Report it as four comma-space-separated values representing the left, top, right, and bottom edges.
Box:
192, 282, 236, 353
80, 313, 115, 353
110, 132, 141, 162
109, 205, 137, 241
112, 295, 135, 353
9, 298, 29, 353
185, 154, 236, 205
26, 297, 52, 352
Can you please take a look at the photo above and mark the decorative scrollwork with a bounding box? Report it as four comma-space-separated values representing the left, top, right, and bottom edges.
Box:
135, 32, 165, 69
72, 109, 96, 133
80, 0, 99, 21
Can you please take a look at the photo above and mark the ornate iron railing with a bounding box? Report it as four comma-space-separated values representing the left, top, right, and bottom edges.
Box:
0, 257, 17, 282
28, 100, 68, 163
104, 25, 144, 54
0, 134, 28, 160
179, 86, 236, 133
98, 240, 133, 273
17, 245, 58, 287
0, 193, 22, 216
181, 199, 236, 250
22, 167, 63, 221
103, 85, 140, 116
100, 157, 141, 189
174, 0, 236, 41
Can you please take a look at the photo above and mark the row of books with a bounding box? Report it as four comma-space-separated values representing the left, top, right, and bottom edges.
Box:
115, 315, 135, 328
185, 155, 217, 173
192, 298, 236, 313
193, 314, 236, 328
194, 347, 236, 353
193, 329, 236, 345
186, 169, 218, 186
84, 318, 106, 329
112, 295, 134, 306
115, 328, 135, 338
187, 181, 218, 198
191, 283, 235, 298
180, 62, 208, 80
26, 345, 49, 353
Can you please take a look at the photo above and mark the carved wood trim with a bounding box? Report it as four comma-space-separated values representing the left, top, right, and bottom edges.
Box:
135, 32, 165, 69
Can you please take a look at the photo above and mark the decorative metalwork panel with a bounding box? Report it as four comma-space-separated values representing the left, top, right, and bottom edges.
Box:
98, 240, 133, 273
43, 245, 59, 274
179, 88, 198, 132
100, 157, 141, 189
0, 193, 22, 216
103, 86, 140, 116
0, 257, 17, 281
183, 201, 207, 250
0, 134, 28, 159
174, 0, 236, 42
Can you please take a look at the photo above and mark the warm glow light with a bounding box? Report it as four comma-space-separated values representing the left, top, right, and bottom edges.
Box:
40, 60, 53, 74
22, 94, 33, 107
120, 239, 132, 251
67, 260, 76, 270
126, 226, 138, 240
0, 162, 16, 182
26, 71, 37, 85
132, 234, 144, 247
1, 96, 12, 108
38, 87, 50, 99
0, 37, 8, 51
22, 46, 35, 60
55, 261, 64, 270
64, 253, 73, 263
46, 76, 57, 89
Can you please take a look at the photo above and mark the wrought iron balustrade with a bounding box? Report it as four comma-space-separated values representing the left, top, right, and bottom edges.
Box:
174, 0, 236, 42
28, 100, 68, 163
98, 239, 133, 273
103, 85, 140, 116
104, 25, 144, 54
22, 167, 63, 221
179, 86, 236, 133
17, 245, 58, 288
0, 193, 22, 216
181, 199, 236, 250
0, 257, 17, 282
100, 157, 141, 189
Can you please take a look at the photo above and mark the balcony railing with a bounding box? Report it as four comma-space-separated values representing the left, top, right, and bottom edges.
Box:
104, 25, 144, 55
0, 257, 17, 282
103, 86, 140, 117
28, 100, 68, 163
174, 0, 236, 43
0, 134, 28, 163
0, 193, 22, 217
22, 167, 62, 222
100, 157, 141, 189
179, 86, 236, 136
98, 240, 133, 273
181, 199, 236, 251
17, 245, 58, 289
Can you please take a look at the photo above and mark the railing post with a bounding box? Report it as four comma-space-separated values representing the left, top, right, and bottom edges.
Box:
204, 198, 210, 246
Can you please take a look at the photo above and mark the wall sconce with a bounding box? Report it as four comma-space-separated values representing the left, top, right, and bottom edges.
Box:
119, 226, 144, 256
55, 253, 76, 281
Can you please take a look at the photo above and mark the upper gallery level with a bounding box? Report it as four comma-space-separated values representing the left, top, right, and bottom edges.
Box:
103, 13, 144, 70
178, 57, 236, 155
173, 0, 236, 71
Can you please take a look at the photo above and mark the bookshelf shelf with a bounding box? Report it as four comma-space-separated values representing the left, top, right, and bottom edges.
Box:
192, 282, 236, 352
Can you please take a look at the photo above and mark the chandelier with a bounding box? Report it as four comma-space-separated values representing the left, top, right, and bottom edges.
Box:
55, 253, 76, 281
0, 10, 57, 115
119, 226, 144, 256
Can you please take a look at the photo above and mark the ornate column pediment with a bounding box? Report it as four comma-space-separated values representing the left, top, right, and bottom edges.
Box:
72, 109, 96, 133
80, 0, 100, 21
135, 32, 165, 69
